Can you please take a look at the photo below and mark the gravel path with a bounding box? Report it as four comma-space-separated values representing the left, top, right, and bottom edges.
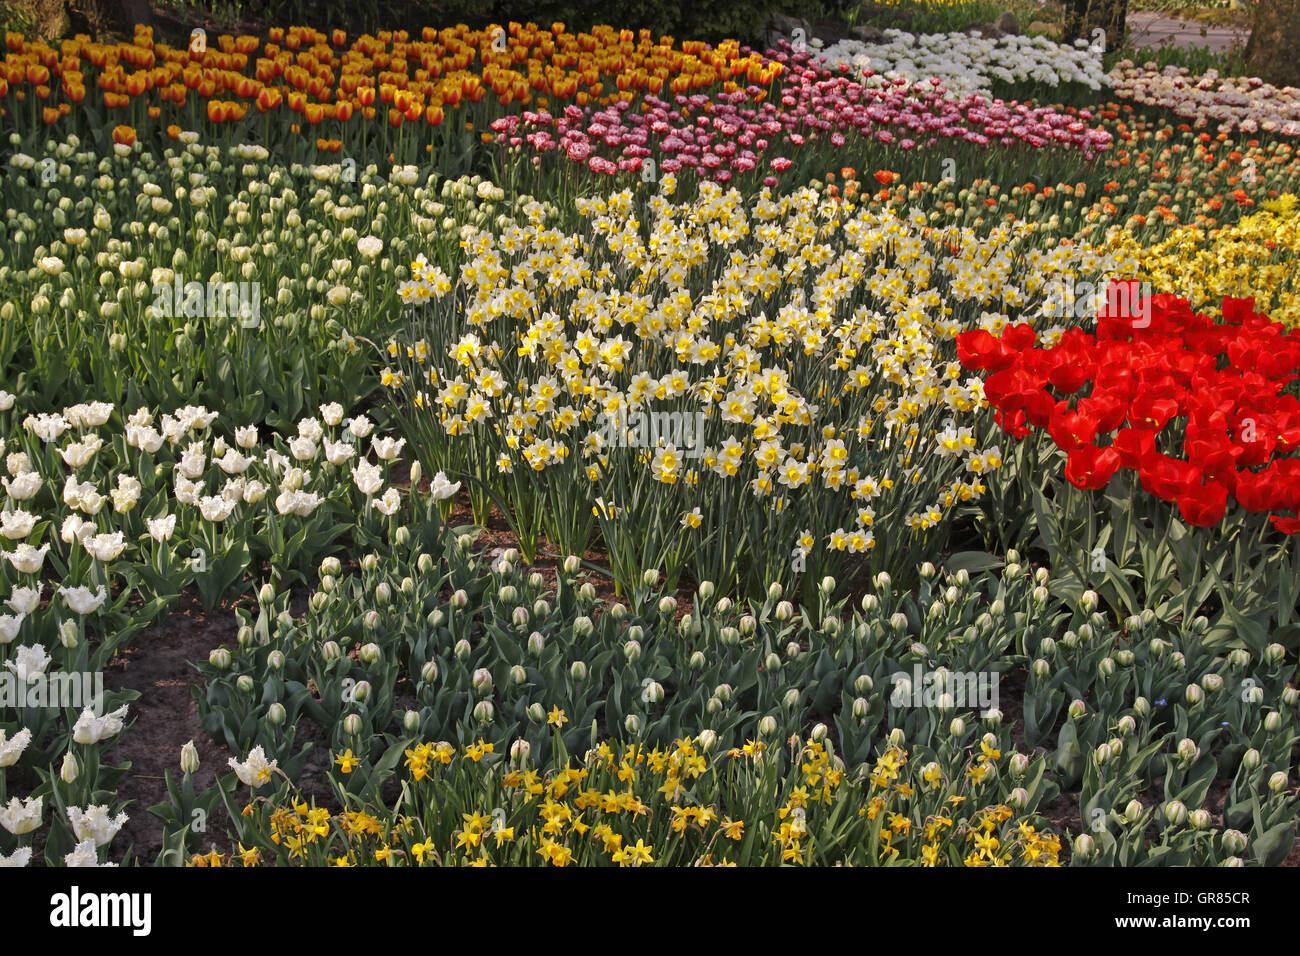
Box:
1126, 10, 1250, 53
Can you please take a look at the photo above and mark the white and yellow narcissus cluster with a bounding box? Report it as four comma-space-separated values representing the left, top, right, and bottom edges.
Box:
391, 175, 1115, 571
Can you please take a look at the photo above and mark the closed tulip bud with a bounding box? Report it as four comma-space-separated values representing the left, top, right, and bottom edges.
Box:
573, 616, 594, 638
1185, 684, 1204, 706
363, 610, 380, 630
512, 607, 529, 627
527, 632, 545, 656
1123, 799, 1144, 823
403, 710, 420, 733
758, 716, 777, 737
955, 569, 970, 587
678, 614, 693, 634
739, 615, 757, 635
1189, 808, 1211, 829
887, 727, 907, 747
1268, 771, 1289, 792
1073, 834, 1096, 858
1068, 699, 1086, 719
949, 717, 965, 737
874, 572, 891, 591
1117, 715, 1136, 736
238, 625, 254, 648
352, 681, 371, 702
642, 568, 660, 588
820, 575, 838, 596
1264, 710, 1280, 731
1170, 652, 1186, 670
472, 668, 494, 694
1008, 787, 1029, 810
510, 738, 531, 763
764, 653, 782, 672
374, 581, 391, 604
890, 612, 909, 634
563, 555, 581, 574
624, 640, 641, 662
1140, 608, 1156, 629
359, 643, 381, 665
527, 702, 546, 723
473, 700, 494, 723
361, 554, 379, 572
1177, 738, 1199, 763
497, 585, 517, 604
1080, 590, 1098, 613
1284, 687, 1300, 707
1223, 829, 1249, 854
689, 651, 706, 669
928, 601, 945, 620
715, 626, 736, 645
570, 660, 588, 682
1124, 614, 1142, 632
1033, 658, 1051, 679
309, 592, 328, 612
454, 639, 471, 660
984, 708, 1003, 727
1039, 637, 1057, 657
767, 581, 783, 602
715, 683, 734, 702
1164, 800, 1187, 826
1264, 643, 1286, 665
854, 674, 873, 694
259, 583, 275, 604
785, 641, 801, 659
61, 752, 79, 784
706, 696, 723, 715
1201, 673, 1224, 693
1242, 748, 1262, 771
822, 615, 840, 636
320, 556, 341, 577
1227, 649, 1252, 670
1077, 622, 1093, 641
237, 675, 256, 693
1108, 738, 1124, 760
321, 640, 342, 662
782, 688, 801, 710
1098, 657, 1115, 679
532, 599, 550, 619
417, 553, 434, 574
578, 583, 596, 603
420, 659, 439, 684
1133, 696, 1150, 717
695, 729, 717, 752
1116, 650, 1135, 668
181, 740, 200, 774
861, 593, 879, 613
657, 596, 677, 616
1093, 743, 1111, 767
509, 665, 527, 685
715, 596, 732, 614
266, 702, 286, 725
853, 697, 869, 719
451, 589, 468, 609
1032, 586, 1049, 606
1010, 753, 1029, 778
625, 714, 642, 735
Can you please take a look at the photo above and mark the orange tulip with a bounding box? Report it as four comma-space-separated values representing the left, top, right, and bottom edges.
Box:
111, 124, 136, 145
